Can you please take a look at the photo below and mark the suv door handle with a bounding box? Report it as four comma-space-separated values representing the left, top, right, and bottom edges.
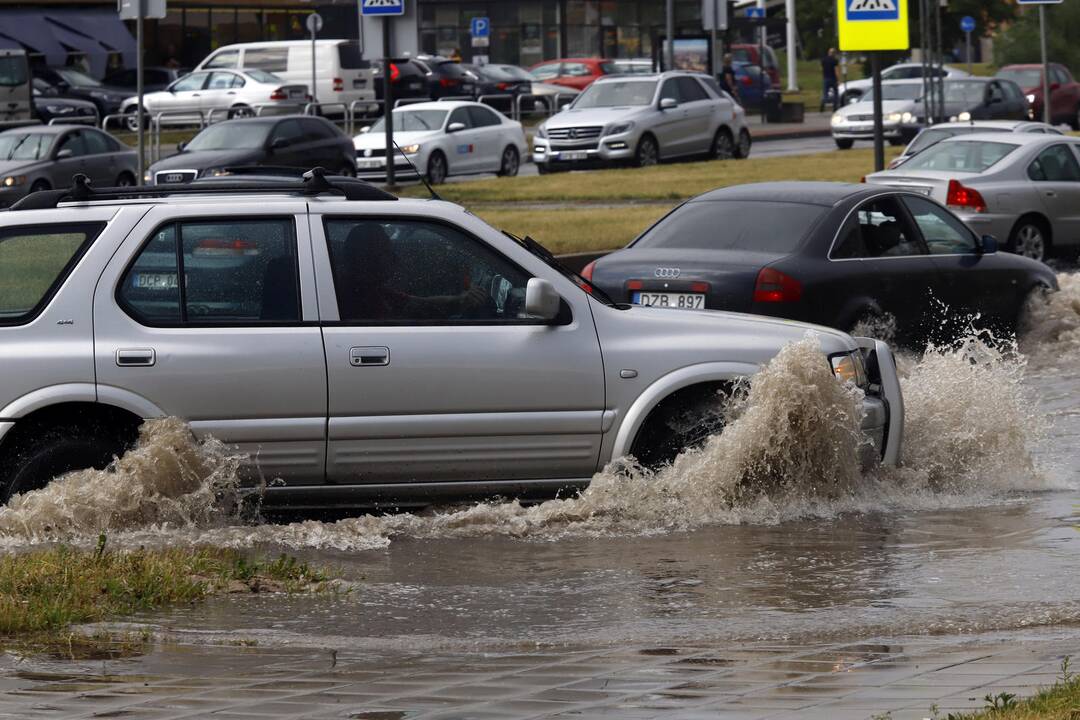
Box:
349, 346, 389, 367
1044, 190, 1057, 197
115, 348, 156, 367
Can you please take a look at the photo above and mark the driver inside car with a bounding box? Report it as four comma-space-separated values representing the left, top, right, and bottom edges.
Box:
337, 222, 489, 321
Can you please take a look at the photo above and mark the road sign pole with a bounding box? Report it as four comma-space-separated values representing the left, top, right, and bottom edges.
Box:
665, 0, 674, 70
871, 52, 883, 171
1039, 4, 1050, 123
383, 16, 395, 187
311, 30, 317, 105
786, 0, 797, 91
136, 0, 144, 185
965, 30, 971, 75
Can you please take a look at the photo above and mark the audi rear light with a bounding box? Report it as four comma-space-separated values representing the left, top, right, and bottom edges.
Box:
333, 77, 344, 92
753, 268, 802, 303
269, 88, 287, 101
439, 77, 460, 88
690, 281, 709, 293
497, 82, 510, 91
946, 179, 986, 213
626, 279, 643, 291
193, 239, 260, 257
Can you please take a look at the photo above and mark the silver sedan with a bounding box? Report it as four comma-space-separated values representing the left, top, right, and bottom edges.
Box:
0, 125, 137, 207
866, 132, 1080, 261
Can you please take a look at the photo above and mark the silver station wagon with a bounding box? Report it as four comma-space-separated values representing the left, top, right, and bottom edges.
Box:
0, 173, 903, 506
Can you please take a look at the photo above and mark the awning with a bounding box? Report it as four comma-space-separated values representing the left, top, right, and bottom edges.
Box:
0, 34, 24, 52
0, 9, 136, 76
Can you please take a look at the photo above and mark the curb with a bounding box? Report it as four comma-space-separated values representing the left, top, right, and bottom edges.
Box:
753, 126, 832, 142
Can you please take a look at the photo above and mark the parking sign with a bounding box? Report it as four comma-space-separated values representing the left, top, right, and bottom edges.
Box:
837, 0, 909, 51
470, 16, 490, 48
361, 0, 404, 16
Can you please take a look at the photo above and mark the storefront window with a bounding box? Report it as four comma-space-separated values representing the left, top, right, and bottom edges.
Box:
183, 8, 211, 67
153, 9, 183, 68
236, 11, 260, 44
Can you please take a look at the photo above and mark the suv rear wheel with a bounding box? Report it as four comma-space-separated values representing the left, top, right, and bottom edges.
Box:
734, 128, 752, 159
0, 418, 140, 500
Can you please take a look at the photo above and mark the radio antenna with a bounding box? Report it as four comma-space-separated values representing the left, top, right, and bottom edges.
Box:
392, 138, 442, 201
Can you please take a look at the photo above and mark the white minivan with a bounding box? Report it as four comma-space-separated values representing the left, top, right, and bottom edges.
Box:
0, 49, 32, 128
195, 40, 374, 110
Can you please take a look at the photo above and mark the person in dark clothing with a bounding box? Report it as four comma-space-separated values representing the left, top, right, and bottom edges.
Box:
821, 47, 840, 111
718, 53, 739, 102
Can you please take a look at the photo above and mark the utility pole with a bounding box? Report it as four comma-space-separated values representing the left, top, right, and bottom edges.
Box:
935, 0, 943, 123
135, 0, 144, 185
785, 0, 797, 90
665, 0, 675, 70
1039, 4, 1051, 123
382, 17, 395, 186
871, 52, 884, 171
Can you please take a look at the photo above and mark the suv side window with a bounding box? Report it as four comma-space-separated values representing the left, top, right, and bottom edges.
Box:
659, 78, 680, 103
325, 218, 531, 324
676, 76, 709, 102
467, 105, 501, 127
902, 195, 978, 254
1027, 144, 1080, 181
0, 223, 105, 326
119, 219, 300, 325
204, 49, 239, 69
832, 197, 924, 259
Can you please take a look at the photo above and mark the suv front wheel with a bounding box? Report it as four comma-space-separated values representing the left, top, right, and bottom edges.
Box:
635, 135, 659, 168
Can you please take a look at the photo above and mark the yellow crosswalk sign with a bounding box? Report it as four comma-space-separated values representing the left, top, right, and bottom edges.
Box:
837, 0, 910, 51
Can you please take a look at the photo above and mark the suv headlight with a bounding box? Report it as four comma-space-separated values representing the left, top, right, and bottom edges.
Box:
831, 112, 843, 126
831, 351, 867, 387
536, 124, 548, 139
606, 121, 634, 135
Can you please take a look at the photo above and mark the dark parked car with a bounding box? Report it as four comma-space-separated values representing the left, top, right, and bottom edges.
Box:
461, 63, 531, 108
928, 78, 1028, 124
145, 115, 356, 185
32, 84, 98, 124
582, 182, 1058, 345
31, 66, 130, 116
103, 66, 188, 94
372, 57, 431, 103
0, 125, 137, 207
415, 55, 476, 99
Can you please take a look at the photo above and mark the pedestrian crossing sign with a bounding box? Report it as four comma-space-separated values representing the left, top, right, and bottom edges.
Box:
837, 0, 909, 51
361, 0, 404, 16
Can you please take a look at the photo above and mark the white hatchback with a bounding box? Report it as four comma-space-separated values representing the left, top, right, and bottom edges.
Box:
353, 101, 527, 184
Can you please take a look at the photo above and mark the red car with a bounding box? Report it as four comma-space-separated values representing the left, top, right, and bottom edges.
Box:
997, 63, 1080, 128
528, 58, 617, 90
730, 44, 781, 86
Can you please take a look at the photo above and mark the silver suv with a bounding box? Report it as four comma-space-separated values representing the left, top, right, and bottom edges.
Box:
0, 174, 901, 505
533, 71, 752, 171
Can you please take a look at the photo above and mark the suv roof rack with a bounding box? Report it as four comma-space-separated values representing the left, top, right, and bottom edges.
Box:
7, 167, 397, 211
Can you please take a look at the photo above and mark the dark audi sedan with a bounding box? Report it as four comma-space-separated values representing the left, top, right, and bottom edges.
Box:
583, 182, 1058, 345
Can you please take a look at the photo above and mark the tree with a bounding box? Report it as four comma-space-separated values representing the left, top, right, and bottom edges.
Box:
996, 3, 1080, 72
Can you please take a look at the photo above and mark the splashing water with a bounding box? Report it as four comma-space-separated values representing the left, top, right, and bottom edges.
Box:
1021, 271, 1080, 362
0, 319, 1062, 552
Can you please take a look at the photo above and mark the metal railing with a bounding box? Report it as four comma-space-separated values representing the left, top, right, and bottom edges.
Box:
476, 93, 517, 119
101, 113, 131, 132
48, 115, 99, 126
151, 110, 206, 163
394, 97, 430, 108
348, 99, 382, 134
254, 102, 306, 117
302, 101, 351, 132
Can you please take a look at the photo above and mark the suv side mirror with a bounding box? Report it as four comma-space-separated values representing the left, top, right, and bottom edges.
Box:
56, 148, 74, 159
659, 97, 678, 110
270, 137, 289, 150
447, 121, 466, 132
525, 278, 561, 321
177, 140, 187, 152
980, 234, 998, 254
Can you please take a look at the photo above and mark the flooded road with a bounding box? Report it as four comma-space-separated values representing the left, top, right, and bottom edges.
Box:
1, 272, 1078, 661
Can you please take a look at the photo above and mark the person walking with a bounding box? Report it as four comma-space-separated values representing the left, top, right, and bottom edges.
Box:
821, 48, 840, 112
719, 53, 739, 102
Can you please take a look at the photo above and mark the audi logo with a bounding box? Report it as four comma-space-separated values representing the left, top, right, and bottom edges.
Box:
165, 174, 184, 183
654, 267, 681, 279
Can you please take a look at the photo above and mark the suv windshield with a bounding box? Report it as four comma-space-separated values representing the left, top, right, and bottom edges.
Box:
371, 109, 448, 132
997, 68, 1042, 89
902, 139, 1017, 173
0, 133, 52, 161
185, 123, 271, 151
634, 200, 826, 253
575, 80, 657, 108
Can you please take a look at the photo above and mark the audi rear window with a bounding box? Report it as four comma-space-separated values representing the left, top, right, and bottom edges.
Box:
0, 223, 104, 325
633, 200, 826, 253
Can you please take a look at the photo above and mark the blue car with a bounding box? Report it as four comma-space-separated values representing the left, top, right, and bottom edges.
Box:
732, 61, 772, 108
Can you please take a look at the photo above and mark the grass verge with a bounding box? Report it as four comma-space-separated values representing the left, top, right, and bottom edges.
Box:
475, 204, 670, 255
403, 148, 898, 205
0, 544, 331, 642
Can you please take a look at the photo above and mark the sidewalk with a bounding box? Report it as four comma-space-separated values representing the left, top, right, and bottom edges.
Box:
1, 628, 1076, 719
747, 110, 832, 141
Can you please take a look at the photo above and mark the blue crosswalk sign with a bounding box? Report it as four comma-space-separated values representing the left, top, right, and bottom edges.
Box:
471, 17, 490, 38
746, 7, 765, 18
361, 0, 404, 16
847, 0, 899, 21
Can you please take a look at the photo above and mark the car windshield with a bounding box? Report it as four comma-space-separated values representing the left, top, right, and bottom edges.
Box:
634, 200, 826, 253
0, 133, 53, 161
242, 69, 281, 84
861, 84, 922, 103
944, 81, 987, 103
56, 68, 101, 87
369, 109, 448, 133
902, 139, 1018, 173
997, 68, 1042, 88
906, 126, 1009, 155
185, 123, 271, 151
575, 80, 657, 107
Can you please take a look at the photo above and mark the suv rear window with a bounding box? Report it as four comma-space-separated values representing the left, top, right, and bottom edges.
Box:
633, 200, 825, 253
0, 223, 104, 325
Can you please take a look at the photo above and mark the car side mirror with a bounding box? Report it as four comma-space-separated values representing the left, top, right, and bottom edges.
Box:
56, 148, 74, 159
980, 234, 998, 254
447, 122, 466, 132
358, 125, 370, 134
659, 97, 678, 110
525, 278, 561, 321
176, 140, 187, 152
270, 137, 289, 150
